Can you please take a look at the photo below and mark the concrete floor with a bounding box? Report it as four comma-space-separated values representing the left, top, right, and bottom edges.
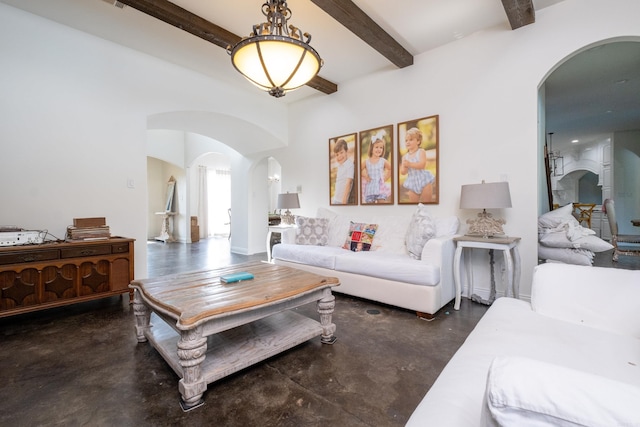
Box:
1, 238, 636, 426
0, 238, 489, 426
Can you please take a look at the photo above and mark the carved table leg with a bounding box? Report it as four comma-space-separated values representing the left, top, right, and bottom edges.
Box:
317, 289, 337, 344
177, 327, 207, 411
132, 290, 150, 343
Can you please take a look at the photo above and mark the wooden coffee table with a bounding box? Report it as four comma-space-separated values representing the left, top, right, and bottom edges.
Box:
129, 261, 339, 411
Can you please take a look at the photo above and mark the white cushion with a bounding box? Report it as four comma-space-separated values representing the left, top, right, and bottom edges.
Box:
538, 204, 578, 230
539, 231, 613, 252
531, 263, 640, 338
294, 216, 329, 246
537, 244, 593, 265
482, 356, 640, 427
405, 204, 436, 259
316, 207, 351, 247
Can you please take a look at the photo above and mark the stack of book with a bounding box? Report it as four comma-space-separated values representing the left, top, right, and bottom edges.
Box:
67, 217, 111, 241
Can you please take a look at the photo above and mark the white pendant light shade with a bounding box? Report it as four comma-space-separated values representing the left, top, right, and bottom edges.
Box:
228, 0, 323, 98
231, 36, 321, 96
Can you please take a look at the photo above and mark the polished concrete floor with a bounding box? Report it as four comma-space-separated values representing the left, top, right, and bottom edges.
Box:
1, 238, 637, 426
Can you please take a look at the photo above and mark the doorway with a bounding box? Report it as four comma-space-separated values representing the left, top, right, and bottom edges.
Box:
541, 39, 640, 224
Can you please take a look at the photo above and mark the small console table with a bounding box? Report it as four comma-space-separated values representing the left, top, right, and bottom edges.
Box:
453, 235, 521, 309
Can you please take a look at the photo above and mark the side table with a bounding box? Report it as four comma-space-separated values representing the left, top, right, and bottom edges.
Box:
266, 224, 294, 262
453, 235, 521, 309
155, 211, 176, 243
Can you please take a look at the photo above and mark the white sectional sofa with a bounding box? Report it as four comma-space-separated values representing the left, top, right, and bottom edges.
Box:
407, 263, 640, 426
272, 206, 460, 317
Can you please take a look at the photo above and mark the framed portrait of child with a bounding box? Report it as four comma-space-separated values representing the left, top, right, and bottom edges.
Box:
359, 125, 394, 205
397, 115, 439, 204
329, 133, 358, 205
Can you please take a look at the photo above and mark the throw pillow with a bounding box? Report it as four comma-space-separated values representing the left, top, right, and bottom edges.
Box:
539, 231, 614, 252
538, 244, 593, 265
538, 203, 579, 230
482, 356, 640, 427
405, 204, 436, 259
295, 216, 329, 246
343, 221, 378, 251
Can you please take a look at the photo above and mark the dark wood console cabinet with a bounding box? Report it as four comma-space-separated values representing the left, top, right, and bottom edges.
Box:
0, 237, 134, 317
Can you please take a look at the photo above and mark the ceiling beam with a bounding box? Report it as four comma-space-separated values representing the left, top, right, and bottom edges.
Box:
310, 0, 413, 68
117, 0, 337, 95
501, 0, 535, 30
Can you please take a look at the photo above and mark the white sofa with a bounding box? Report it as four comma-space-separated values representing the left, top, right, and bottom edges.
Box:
407, 263, 640, 426
272, 206, 460, 317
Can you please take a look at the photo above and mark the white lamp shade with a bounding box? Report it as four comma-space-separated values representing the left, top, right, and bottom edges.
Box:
460, 182, 512, 209
277, 193, 300, 209
231, 36, 321, 93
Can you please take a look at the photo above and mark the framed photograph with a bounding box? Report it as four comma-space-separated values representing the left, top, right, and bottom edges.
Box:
359, 125, 394, 205
397, 115, 439, 204
329, 133, 358, 205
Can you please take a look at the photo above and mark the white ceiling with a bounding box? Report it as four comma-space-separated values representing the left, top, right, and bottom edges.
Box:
3, 0, 639, 152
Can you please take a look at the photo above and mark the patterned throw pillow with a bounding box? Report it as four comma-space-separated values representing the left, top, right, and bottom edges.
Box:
343, 222, 378, 251
295, 216, 329, 246
405, 204, 436, 260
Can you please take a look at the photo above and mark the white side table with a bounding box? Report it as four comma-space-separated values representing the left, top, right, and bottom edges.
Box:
266, 224, 294, 262
453, 235, 521, 310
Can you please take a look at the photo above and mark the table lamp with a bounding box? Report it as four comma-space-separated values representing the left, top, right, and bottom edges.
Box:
277, 192, 300, 225
459, 181, 512, 238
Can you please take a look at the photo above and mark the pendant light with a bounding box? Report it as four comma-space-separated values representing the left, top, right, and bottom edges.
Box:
228, 0, 323, 98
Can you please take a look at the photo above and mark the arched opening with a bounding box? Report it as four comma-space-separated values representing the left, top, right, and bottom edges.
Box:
540, 39, 640, 237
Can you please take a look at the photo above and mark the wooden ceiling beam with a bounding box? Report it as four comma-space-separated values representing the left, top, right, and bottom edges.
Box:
310, 0, 413, 68
117, 0, 338, 95
501, 0, 535, 30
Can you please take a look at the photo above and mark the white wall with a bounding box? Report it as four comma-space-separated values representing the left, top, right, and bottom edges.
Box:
0, 3, 289, 276
280, 0, 640, 299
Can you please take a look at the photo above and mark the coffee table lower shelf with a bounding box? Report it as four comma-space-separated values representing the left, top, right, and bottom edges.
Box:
146, 310, 323, 390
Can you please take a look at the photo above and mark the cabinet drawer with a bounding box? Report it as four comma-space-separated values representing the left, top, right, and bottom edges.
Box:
60, 245, 111, 259
0, 249, 59, 265
111, 243, 130, 254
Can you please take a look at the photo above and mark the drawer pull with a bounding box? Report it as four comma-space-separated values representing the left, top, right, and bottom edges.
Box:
80, 250, 96, 256
21, 255, 41, 262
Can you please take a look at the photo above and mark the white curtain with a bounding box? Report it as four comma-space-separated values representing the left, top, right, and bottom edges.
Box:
197, 165, 209, 239
208, 168, 231, 237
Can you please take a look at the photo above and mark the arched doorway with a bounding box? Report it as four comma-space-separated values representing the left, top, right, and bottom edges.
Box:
541, 39, 640, 234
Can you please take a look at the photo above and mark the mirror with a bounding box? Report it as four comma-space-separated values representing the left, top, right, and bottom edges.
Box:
165, 176, 176, 212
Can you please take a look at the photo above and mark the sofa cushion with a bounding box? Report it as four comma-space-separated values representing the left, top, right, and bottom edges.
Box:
271, 244, 344, 270
405, 204, 436, 259
405, 297, 640, 426
343, 221, 378, 251
482, 356, 640, 427
317, 207, 352, 247
334, 251, 440, 286
295, 216, 329, 246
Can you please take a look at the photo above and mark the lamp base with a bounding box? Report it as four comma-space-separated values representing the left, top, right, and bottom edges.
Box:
280, 210, 295, 225
466, 210, 506, 238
